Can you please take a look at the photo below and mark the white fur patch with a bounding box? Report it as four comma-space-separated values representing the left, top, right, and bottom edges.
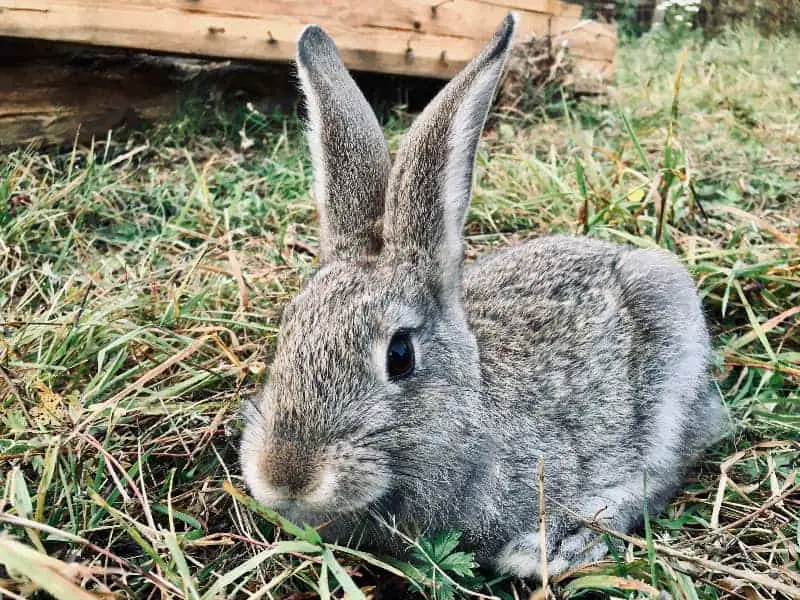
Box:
496, 528, 608, 579
304, 461, 339, 506
495, 532, 571, 578
495, 532, 542, 577
296, 61, 330, 257
579, 475, 644, 529
440, 61, 504, 290
239, 391, 278, 505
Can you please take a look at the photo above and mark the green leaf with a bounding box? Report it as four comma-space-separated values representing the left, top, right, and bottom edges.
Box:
434, 578, 455, 600
414, 535, 435, 563
438, 551, 476, 579
563, 574, 661, 598
7, 467, 44, 552
318, 559, 331, 600
620, 110, 652, 173
2, 408, 26, 433
404, 529, 479, 599
35, 442, 60, 524
330, 545, 416, 582
431, 530, 461, 560
382, 555, 431, 587
9, 467, 33, 518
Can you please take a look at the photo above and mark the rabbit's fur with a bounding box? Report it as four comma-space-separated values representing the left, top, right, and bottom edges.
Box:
240, 14, 725, 577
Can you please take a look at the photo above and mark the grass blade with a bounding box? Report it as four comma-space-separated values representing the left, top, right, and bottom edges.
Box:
322, 546, 366, 600
201, 541, 321, 600
0, 536, 100, 600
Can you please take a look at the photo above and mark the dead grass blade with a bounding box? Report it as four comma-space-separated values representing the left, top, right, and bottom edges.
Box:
0, 536, 102, 600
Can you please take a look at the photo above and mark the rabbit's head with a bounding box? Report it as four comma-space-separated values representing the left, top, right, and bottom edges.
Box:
240, 16, 517, 525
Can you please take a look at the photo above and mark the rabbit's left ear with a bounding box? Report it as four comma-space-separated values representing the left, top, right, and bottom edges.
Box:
297, 26, 391, 264
382, 15, 516, 298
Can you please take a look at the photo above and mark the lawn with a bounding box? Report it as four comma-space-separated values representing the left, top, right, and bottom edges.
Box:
1, 25, 798, 600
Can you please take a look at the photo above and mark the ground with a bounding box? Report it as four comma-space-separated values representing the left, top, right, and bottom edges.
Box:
1, 25, 798, 600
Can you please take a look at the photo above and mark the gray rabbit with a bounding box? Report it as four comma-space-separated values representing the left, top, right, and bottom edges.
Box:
240, 14, 725, 577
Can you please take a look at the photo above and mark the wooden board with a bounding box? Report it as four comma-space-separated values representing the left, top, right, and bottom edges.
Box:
0, 38, 442, 148
0, 0, 616, 147
0, 61, 179, 148
0, 0, 615, 80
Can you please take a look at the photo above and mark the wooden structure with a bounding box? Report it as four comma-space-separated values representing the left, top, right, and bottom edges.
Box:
0, 0, 616, 146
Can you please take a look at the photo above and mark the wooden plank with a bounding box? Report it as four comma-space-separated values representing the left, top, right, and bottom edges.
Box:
29, 0, 584, 26
479, 0, 582, 17
551, 17, 617, 60
0, 0, 613, 79
0, 0, 615, 147
0, 40, 305, 147
0, 60, 180, 147
11, 0, 584, 21
0, 3, 468, 78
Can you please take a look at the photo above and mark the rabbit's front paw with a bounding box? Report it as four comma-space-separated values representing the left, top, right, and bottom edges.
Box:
496, 526, 608, 579
550, 526, 608, 574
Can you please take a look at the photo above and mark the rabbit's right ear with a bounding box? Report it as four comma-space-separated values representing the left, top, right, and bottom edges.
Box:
296, 26, 391, 264
381, 15, 516, 300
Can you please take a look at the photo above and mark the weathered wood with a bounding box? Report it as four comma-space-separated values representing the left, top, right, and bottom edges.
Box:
0, 38, 450, 148
0, 0, 616, 147
0, 40, 301, 147
551, 18, 617, 86
0, 0, 615, 79
0, 50, 174, 147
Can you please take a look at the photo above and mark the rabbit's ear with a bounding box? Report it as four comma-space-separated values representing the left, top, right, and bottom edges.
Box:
382, 15, 516, 297
297, 26, 391, 264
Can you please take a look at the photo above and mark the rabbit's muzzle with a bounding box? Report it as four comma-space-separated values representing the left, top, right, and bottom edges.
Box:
261, 440, 322, 501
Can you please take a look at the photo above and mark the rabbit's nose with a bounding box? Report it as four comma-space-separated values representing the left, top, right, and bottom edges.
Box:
263, 441, 319, 499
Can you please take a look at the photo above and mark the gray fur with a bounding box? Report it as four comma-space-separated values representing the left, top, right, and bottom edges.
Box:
240, 14, 724, 578
296, 24, 391, 263
383, 15, 515, 297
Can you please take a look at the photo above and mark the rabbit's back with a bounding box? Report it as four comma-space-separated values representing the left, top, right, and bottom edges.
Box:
462, 235, 722, 505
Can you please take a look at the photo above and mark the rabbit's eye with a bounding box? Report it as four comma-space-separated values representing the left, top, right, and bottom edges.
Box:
387, 332, 414, 380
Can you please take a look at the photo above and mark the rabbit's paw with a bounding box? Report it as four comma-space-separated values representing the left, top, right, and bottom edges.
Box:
496, 526, 608, 579
550, 526, 608, 573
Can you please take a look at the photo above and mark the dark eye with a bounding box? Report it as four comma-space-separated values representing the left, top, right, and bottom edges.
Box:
387, 332, 415, 380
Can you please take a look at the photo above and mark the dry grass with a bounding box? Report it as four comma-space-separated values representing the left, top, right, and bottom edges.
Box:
1, 26, 799, 600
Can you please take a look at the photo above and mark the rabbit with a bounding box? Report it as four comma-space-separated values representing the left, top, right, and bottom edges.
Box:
239, 13, 725, 578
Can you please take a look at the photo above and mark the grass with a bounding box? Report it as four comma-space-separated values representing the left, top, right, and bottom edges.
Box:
1, 25, 799, 599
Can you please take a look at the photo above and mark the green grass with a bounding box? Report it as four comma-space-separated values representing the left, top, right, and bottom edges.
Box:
2, 26, 799, 599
